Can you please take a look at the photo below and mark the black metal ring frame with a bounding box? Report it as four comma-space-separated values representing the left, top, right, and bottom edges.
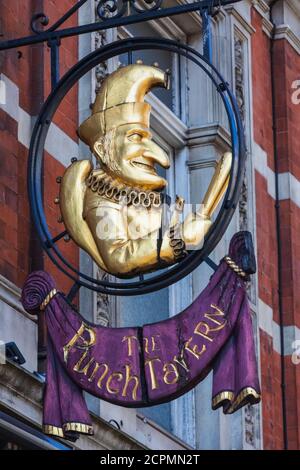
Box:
28, 37, 246, 296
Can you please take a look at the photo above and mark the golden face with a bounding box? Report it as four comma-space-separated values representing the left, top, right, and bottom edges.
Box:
94, 123, 170, 190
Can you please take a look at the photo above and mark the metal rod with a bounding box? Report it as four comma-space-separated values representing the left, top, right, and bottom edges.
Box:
67, 282, 81, 303
201, 8, 213, 63
0, 0, 243, 51
128, 50, 133, 64
45, 230, 68, 248
48, 39, 60, 89
178, 48, 182, 119
46, 0, 89, 33
204, 257, 218, 271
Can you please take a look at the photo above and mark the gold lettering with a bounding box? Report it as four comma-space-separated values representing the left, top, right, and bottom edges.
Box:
73, 351, 95, 375
194, 304, 226, 342
88, 362, 100, 382
184, 337, 207, 360
204, 304, 226, 326
145, 358, 161, 390
106, 372, 123, 395
151, 335, 160, 353
173, 354, 189, 372
143, 337, 150, 355
63, 322, 96, 364
194, 321, 213, 342
122, 335, 139, 357
144, 335, 161, 355
121, 365, 140, 400
163, 362, 179, 385
96, 364, 109, 389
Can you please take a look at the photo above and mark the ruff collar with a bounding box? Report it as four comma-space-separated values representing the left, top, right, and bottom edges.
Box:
86, 170, 162, 208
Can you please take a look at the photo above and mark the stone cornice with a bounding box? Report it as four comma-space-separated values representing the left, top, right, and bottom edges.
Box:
252, 0, 270, 18
0, 360, 144, 450
173, 0, 201, 32
226, 5, 256, 35
274, 24, 300, 56
262, 17, 274, 38
251, 0, 300, 54
187, 123, 231, 153
0, 274, 36, 321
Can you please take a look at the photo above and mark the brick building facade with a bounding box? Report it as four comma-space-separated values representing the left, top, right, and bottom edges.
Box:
252, 3, 300, 449
0, 0, 299, 450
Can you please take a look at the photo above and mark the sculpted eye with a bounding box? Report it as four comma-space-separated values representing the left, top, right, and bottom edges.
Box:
128, 132, 143, 143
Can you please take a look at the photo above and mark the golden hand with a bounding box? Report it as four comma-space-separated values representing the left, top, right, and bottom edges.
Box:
165, 152, 232, 252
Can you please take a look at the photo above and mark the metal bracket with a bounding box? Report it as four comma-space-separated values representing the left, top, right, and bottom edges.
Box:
0, 1, 243, 51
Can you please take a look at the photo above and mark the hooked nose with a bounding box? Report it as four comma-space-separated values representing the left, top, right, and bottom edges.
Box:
142, 140, 170, 169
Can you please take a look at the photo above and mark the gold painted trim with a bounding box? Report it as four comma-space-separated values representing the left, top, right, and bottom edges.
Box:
63, 422, 94, 435
40, 289, 58, 311
224, 256, 247, 279
212, 390, 234, 410
43, 424, 64, 438
227, 387, 261, 414
212, 387, 261, 413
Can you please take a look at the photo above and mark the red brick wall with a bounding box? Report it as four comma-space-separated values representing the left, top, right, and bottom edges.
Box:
0, 1, 80, 373
272, 27, 300, 454
42, 0, 79, 294
0, 1, 34, 287
0, 0, 79, 293
251, 8, 275, 171
252, 6, 300, 449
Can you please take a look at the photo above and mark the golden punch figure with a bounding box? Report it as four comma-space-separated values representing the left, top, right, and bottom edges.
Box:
59, 63, 232, 277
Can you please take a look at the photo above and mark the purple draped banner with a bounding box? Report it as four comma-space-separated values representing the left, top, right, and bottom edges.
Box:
21, 232, 260, 440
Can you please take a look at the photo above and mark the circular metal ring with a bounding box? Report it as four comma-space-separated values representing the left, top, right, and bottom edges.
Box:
28, 37, 246, 295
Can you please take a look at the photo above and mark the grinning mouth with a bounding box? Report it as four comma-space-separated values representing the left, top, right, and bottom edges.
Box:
131, 158, 157, 174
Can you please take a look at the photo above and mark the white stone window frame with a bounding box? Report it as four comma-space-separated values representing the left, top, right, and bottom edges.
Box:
228, 3, 262, 450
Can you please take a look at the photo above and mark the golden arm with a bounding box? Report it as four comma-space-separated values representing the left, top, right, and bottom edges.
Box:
181, 152, 232, 249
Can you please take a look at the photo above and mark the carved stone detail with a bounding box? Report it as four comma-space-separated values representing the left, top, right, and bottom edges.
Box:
94, 32, 108, 93
94, 2, 109, 93
244, 403, 256, 447
239, 178, 248, 232
93, 2, 110, 327
234, 32, 261, 449
234, 33, 248, 233
95, 269, 110, 326
242, 312, 261, 449
242, 264, 258, 446
234, 37, 246, 125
